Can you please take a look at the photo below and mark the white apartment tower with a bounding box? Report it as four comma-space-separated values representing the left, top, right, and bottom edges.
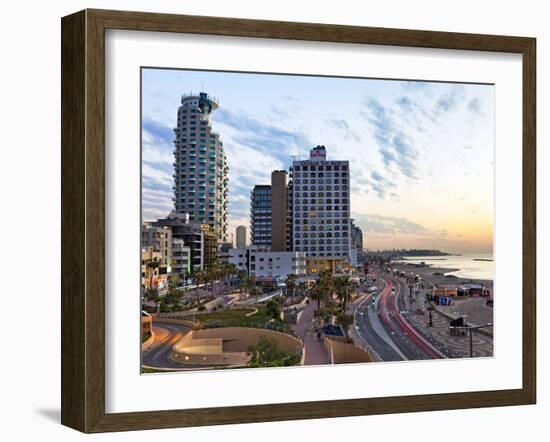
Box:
290, 145, 352, 273
173, 92, 229, 242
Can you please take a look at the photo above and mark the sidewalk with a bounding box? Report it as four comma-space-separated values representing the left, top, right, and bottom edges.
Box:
291, 301, 330, 365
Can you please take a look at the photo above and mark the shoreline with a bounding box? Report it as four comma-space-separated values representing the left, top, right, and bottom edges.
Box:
389, 262, 493, 289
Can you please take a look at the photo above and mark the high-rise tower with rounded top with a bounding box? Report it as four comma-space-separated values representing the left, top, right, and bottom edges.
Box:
173, 92, 228, 243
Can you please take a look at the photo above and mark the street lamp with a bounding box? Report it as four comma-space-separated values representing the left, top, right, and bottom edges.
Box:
452, 322, 493, 357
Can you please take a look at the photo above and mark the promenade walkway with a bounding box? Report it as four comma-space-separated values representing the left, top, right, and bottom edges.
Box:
403, 297, 493, 358
437, 298, 494, 334
292, 301, 330, 365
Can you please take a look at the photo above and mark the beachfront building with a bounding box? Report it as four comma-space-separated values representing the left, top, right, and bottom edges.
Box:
290, 145, 352, 273
236, 225, 247, 249
173, 92, 229, 242
229, 247, 307, 279
250, 185, 272, 248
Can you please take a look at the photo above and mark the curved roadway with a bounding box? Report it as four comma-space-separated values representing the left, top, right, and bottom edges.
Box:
141, 321, 195, 370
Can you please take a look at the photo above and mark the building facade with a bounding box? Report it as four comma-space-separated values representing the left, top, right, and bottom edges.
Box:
141, 224, 172, 266
171, 238, 191, 285
250, 184, 272, 248
152, 213, 204, 271
229, 247, 307, 279
290, 145, 352, 273
351, 219, 363, 251
271, 170, 290, 251
236, 225, 247, 249
350, 219, 364, 266
141, 246, 169, 289
173, 92, 229, 242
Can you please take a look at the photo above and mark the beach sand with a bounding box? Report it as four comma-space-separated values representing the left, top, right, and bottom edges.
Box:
390, 262, 493, 289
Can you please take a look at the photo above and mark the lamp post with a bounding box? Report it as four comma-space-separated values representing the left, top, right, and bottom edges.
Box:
452, 323, 493, 357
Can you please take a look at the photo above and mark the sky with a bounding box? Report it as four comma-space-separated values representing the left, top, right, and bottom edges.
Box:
141, 68, 494, 254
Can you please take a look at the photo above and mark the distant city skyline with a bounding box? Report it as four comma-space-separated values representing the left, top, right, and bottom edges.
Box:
142, 68, 494, 253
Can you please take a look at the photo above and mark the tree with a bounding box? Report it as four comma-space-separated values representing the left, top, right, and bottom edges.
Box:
266, 299, 281, 320
143, 287, 159, 303
247, 337, 301, 367
298, 281, 308, 298
310, 284, 324, 312
312, 270, 334, 312
164, 287, 182, 310
285, 274, 297, 298
191, 270, 205, 308
249, 284, 262, 299
335, 276, 353, 313
336, 313, 354, 342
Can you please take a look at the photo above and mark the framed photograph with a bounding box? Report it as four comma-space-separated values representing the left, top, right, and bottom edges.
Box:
61, 9, 536, 433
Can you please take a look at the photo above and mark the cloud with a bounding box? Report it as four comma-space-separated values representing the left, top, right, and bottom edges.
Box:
468, 98, 482, 114
401, 81, 431, 92
362, 98, 419, 180
326, 118, 362, 143
395, 96, 415, 113
216, 109, 312, 166
356, 170, 397, 199
433, 85, 464, 116
354, 214, 447, 238
142, 117, 175, 146
283, 95, 299, 102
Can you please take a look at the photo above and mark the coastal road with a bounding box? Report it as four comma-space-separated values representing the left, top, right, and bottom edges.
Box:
142, 321, 194, 370
378, 276, 444, 360
353, 282, 404, 361
354, 273, 447, 361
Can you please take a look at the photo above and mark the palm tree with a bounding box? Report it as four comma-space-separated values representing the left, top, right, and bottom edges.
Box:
248, 275, 257, 299
335, 276, 353, 313
220, 263, 236, 290
191, 269, 205, 308
208, 265, 220, 297
298, 281, 308, 298
310, 283, 324, 312
237, 271, 249, 297
336, 312, 354, 342
285, 274, 297, 298
319, 270, 334, 308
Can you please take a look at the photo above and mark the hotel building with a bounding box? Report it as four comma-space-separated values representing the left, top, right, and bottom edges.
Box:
290, 145, 352, 273
173, 92, 229, 242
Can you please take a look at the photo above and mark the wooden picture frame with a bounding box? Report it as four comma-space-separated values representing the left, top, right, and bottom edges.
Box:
61, 8, 536, 433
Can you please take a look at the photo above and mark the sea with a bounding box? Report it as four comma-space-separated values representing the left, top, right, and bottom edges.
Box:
393, 252, 494, 281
